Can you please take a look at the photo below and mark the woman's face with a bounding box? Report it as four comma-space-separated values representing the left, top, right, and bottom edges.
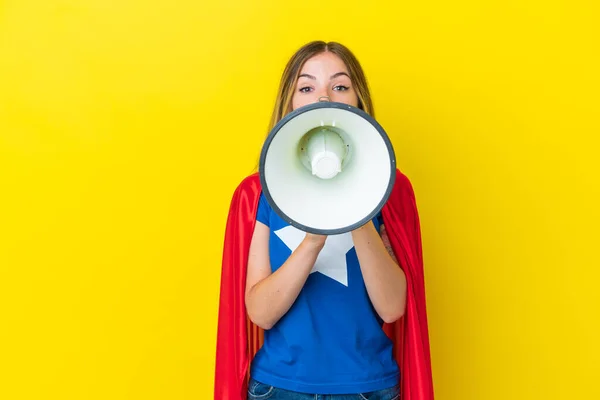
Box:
291, 52, 359, 110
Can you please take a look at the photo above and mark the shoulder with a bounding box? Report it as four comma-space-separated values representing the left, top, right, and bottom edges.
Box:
389, 169, 417, 203
395, 169, 415, 191
381, 169, 421, 228
237, 173, 261, 191
230, 173, 262, 199
225, 173, 263, 217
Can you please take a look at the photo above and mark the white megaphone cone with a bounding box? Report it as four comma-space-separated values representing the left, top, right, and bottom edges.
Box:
259, 101, 396, 235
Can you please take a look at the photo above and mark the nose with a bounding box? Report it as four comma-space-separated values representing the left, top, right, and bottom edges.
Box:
318, 95, 330, 102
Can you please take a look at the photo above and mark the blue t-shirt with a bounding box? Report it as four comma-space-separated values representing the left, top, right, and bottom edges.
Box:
250, 193, 400, 394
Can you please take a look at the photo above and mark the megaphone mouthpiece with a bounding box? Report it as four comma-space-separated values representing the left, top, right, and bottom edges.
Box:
311, 151, 341, 179
305, 127, 346, 180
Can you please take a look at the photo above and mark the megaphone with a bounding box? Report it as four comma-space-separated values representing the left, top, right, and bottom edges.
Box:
259, 101, 396, 235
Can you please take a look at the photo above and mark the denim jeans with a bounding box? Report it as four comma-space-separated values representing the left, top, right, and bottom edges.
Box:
247, 378, 400, 400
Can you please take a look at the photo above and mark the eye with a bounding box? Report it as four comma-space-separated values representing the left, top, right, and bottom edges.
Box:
333, 85, 349, 91
299, 86, 313, 93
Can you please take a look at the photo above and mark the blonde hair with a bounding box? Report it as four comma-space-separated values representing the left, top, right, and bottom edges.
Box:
253, 41, 374, 172
267, 41, 374, 131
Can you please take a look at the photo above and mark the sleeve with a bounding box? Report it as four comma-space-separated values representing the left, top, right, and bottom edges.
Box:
376, 212, 384, 227
371, 212, 385, 234
256, 193, 271, 227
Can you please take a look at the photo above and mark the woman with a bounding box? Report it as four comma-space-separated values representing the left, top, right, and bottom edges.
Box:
215, 41, 434, 400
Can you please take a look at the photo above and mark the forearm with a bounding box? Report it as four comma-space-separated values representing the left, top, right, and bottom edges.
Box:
246, 239, 323, 329
352, 222, 407, 323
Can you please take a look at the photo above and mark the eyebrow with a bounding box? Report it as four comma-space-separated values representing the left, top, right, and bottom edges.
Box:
298, 72, 350, 80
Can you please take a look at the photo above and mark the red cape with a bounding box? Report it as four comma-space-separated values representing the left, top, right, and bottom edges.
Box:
214, 169, 434, 400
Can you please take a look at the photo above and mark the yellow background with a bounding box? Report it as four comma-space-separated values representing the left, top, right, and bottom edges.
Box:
1, 1, 598, 399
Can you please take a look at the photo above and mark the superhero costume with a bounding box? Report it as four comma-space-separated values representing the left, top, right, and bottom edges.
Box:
214, 169, 434, 400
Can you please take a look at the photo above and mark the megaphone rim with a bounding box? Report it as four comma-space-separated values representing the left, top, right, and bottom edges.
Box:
259, 101, 397, 235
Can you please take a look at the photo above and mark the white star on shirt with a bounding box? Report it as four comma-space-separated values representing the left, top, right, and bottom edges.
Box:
274, 226, 354, 286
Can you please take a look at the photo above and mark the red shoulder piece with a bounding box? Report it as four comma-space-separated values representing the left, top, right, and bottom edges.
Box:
381, 170, 435, 400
